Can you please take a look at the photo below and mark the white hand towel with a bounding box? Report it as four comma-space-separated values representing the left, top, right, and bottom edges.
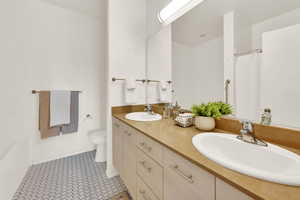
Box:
160, 81, 168, 91
125, 78, 137, 104
50, 91, 71, 127
125, 78, 136, 90
159, 81, 168, 102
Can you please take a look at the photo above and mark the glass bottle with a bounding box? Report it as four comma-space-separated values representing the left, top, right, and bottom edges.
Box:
172, 101, 181, 120
163, 103, 172, 119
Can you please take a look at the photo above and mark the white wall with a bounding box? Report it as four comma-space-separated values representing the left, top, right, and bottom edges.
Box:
235, 25, 252, 54
0, 1, 32, 199
232, 8, 300, 123
234, 8, 300, 53
252, 8, 300, 49
108, 0, 146, 107
146, 0, 172, 104
261, 24, 300, 128
28, 0, 107, 164
223, 12, 235, 106
235, 54, 260, 121
106, 0, 146, 177
172, 38, 224, 109
172, 42, 194, 108
0, 0, 107, 198
147, 26, 172, 104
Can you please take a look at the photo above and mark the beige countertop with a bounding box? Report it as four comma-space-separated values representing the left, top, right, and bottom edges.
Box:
113, 113, 300, 200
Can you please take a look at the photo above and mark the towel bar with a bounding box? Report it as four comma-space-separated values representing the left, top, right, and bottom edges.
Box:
147, 80, 172, 84
112, 77, 146, 83
111, 77, 172, 84
32, 90, 82, 94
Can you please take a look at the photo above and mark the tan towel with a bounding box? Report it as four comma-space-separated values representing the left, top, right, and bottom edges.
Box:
39, 91, 60, 139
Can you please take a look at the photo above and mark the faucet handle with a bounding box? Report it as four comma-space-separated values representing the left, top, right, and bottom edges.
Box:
241, 120, 253, 131
241, 120, 253, 132
144, 104, 153, 112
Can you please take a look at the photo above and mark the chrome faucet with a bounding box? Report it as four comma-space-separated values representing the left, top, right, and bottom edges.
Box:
144, 104, 154, 115
237, 120, 268, 147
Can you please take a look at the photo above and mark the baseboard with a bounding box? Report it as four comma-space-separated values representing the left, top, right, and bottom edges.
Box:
32, 147, 96, 165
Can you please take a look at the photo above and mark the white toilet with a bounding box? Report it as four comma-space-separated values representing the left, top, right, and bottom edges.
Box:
88, 130, 106, 162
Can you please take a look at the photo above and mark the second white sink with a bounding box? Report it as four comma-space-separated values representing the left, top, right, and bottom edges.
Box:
192, 133, 300, 186
125, 112, 162, 122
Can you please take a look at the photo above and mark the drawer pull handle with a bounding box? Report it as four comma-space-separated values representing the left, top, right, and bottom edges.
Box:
139, 161, 152, 172
140, 142, 145, 147
124, 130, 131, 136
171, 165, 194, 184
146, 146, 152, 152
139, 190, 152, 200
140, 142, 152, 152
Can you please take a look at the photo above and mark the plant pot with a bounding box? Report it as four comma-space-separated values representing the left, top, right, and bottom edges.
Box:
194, 116, 215, 131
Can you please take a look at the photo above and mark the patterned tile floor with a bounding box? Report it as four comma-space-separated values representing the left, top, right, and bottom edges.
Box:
13, 151, 126, 200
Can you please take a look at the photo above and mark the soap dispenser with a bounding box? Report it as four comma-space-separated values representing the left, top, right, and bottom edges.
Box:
260, 108, 272, 126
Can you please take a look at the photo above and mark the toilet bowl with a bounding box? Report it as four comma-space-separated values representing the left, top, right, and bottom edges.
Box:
88, 130, 106, 162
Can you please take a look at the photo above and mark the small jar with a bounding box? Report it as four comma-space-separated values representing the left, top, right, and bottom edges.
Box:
175, 113, 193, 128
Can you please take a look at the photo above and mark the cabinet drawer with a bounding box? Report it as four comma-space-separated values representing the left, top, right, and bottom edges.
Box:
163, 149, 215, 200
137, 133, 163, 164
137, 149, 163, 200
216, 178, 253, 200
137, 177, 160, 200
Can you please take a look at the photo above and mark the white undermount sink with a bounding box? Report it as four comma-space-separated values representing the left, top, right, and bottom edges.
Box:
192, 133, 300, 186
125, 112, 162, 122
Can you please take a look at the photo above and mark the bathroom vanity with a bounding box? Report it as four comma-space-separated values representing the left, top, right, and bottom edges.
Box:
112, 108, 300, 200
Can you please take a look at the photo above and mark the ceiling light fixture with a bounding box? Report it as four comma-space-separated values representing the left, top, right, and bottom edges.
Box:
158, 0, 205, 26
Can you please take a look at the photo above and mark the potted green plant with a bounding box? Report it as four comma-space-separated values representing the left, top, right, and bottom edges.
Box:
191, 102, 233, 131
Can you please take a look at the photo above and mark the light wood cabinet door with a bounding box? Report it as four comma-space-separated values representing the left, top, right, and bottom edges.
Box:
122, 126, 137, 199
112, 118, 123, 176
164, 149, 215, 200
216, 178, 253, 200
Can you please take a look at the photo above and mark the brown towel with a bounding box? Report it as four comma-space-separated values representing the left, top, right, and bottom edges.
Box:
39, 91, 60, 139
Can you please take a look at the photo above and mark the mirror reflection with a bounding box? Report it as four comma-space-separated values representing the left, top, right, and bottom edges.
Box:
148, 0, 300, 129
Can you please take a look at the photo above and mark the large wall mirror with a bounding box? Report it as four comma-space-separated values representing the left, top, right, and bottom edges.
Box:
147, 0, 300, 130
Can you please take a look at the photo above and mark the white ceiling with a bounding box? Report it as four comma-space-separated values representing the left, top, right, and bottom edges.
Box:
172, 0, 300, 46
